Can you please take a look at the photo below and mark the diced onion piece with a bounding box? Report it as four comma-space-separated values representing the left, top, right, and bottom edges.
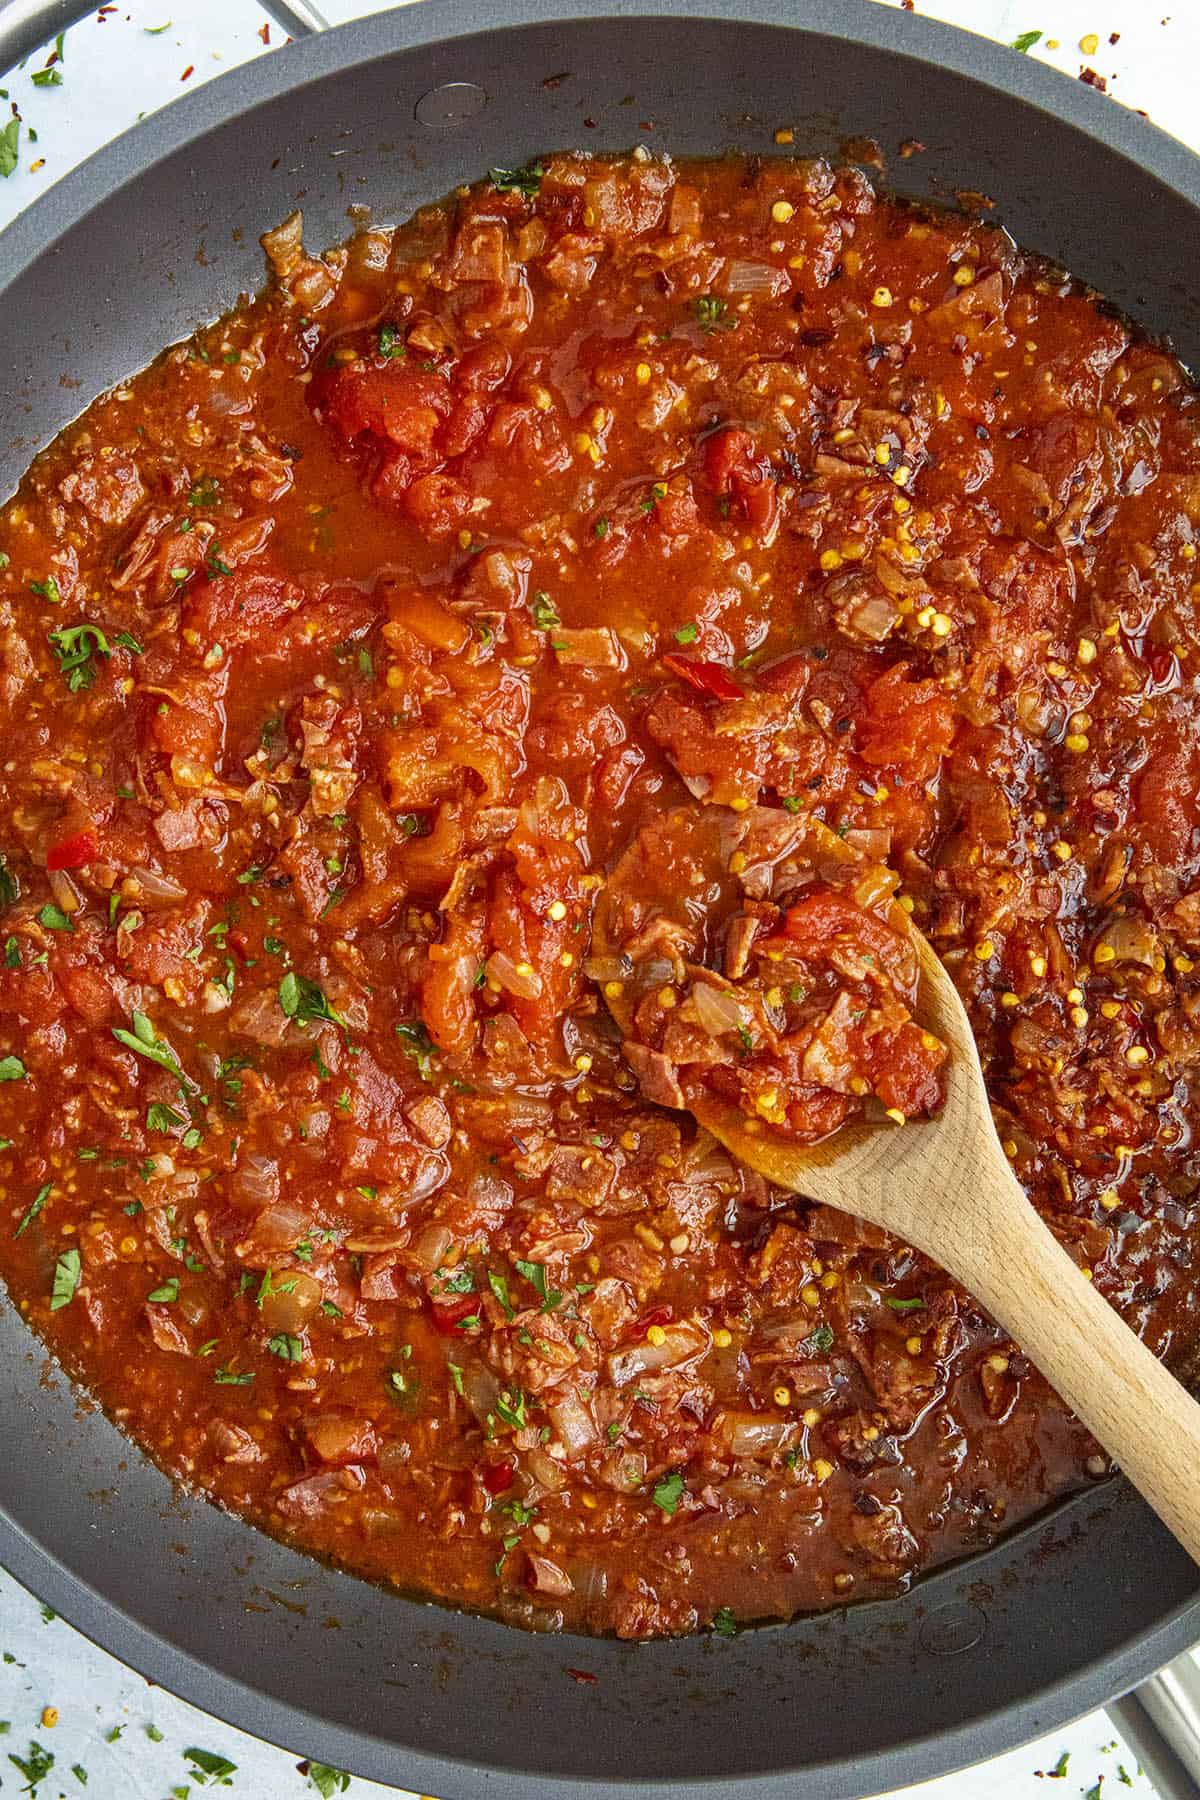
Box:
713, 1409, 803, 1458
548, 1391, 597, 1457
607, 1320, 709, 1388
551, 627, 624, 668
690, 978, 746, 1038
46, 867, 82, 914
411, 1223, 455, 1272
1094, 914, 1158, 968
724, 259, 786, 296
261, 1271, 324, 1333
842, 829, 893, 863
485, 950, 544, 1000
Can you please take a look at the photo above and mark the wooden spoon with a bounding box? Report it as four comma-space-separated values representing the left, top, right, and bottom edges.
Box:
597, 821, 1200, 1565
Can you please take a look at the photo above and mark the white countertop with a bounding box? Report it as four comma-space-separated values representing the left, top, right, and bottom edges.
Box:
0, 1, 1196, 1795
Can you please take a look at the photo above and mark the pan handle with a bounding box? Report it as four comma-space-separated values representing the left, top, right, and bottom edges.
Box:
0, 0, 93, 76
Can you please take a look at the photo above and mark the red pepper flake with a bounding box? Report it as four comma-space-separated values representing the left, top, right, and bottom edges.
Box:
258, 22, 270, 43
565, 1668, 598, 1684
180, 63, 195, 82
481, 1459, 515, 1496
1079, 68, 1108, 90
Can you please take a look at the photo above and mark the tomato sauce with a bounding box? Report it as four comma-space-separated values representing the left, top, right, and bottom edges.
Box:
1, 152, 1198, 1638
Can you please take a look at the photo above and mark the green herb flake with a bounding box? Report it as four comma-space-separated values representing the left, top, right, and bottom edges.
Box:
1010, 29, 1043, 52
691, 294, 735, 333
712, 1606, 738, 1637
31, 68, 63, 86
7, 1741, 55, 1788
514, 1258, 563, 1311
495, 1387, 527, 1429
0, 856, 20, 908
182, 1745, 238, 1785
377, 323, 406, 359
267, 1332, 304, 1362
885, 1295, 926, 1314
488, 160, 544, 197
0, 1055, 26, 1082
395, 1018, 438, 1080
803, 1322, 835, 1354
148, 1277, 180, 1304
49, 1247, 81, 1311
529, 591, 560, 632
29, 576, 62, 604
15, 1183, 51, 1238
147, 1102, 185, 1134
146, 1723, 165, 1742
307, 1767, 351, 1797
673, 622, 699, 645
279, 971, 346, 1029
214, 1367, 254, 1387
652, 1470, 685, 1516
0, 119, 20, 179
112, 1011, 188, 1090
487, 1269, 515, 1320
37, 902, 74, 932
447, 1362, 465, 1396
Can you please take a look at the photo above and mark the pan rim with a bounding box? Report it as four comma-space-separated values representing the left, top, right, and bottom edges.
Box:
2, 2, 1200, 1794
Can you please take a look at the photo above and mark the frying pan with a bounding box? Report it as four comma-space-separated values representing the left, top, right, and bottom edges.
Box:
2, 3, 1200, 1795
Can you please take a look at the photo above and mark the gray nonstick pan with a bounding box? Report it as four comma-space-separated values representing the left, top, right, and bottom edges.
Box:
2, 4, 1200, 1795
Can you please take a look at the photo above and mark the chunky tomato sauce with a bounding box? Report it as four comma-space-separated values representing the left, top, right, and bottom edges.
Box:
2, 152, 1199, 1638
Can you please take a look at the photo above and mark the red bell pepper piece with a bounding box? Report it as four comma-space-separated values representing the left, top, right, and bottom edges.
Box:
46, 829, 97, 871
662, 653, 742, 702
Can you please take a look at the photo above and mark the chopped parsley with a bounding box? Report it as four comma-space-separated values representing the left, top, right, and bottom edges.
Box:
495, 1388, 527, 1429
29, 576, 61, 604
673, 621, 699, 644
47, 622, 138, 692
0, 1055, 26, 1082
7, 1741, 55, 1789
279, 971, 346, 1029
49, 1248, 81, 1311
652, 1470, 685, 1516
377, 324, 406, 359
803, 1322, 835, 1354
0, 856, 20, 907
885, 1295, 926, 1314
488, 160, 544, 197
37, 902, 73, 932
487, 1270, 515, 1320
529, 591, 560, 632
267, 1333, 304, 1362
712, 1606, 738, 1637
447, 1361, 465, 1396
395, 1018, 437, 1080
31, 67, 63, 87
147, 1277, 180, 1304
213, 1367, 254, 1387
307, 1767, 352, 1797
112, 1011, 189, 1092
691, 294, 735, 332
187, 476, 220, 508
182, 1746, 238, 1785
0, 120, 20, 180
1010, 29, 1042, 52
514, 1258, 563, 1311
147, 1102, 185, 1134
15, 1184, 51, 1238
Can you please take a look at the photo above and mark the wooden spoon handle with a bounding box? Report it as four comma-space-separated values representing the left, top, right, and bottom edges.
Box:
956, 1183, 1200, 1565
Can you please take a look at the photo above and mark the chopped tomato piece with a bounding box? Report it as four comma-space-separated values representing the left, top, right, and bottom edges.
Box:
481, 1458, 516, 1495
702, 426, 778, 534
46, 829, 97, 871
430, 1295, 480, 1335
